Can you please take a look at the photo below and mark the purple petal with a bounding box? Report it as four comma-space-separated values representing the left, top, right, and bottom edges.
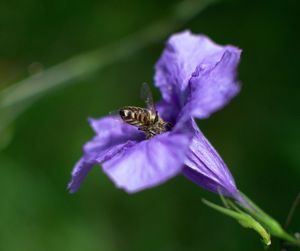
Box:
87, 116, 143, 144
68, 158, 95, 193
155, 31, 235, 104
186, 48, 241, 119
183, 122, 240, 199
155, 100, 180, 126
68, 116, 143, 193
102, 130, 192, 193
83, 116, 144, 161
155, 30, 241, 120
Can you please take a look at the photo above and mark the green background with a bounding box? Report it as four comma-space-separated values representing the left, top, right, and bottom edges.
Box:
0, 0, 299, 250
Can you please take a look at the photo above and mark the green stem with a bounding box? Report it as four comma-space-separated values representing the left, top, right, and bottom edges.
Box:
203, 198, 271, 246
204, 191, 300, 247
278, 230, 300, 246
238, 192, 300, 247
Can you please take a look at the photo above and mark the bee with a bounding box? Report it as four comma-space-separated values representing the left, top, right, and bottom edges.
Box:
119, 83, 171, 139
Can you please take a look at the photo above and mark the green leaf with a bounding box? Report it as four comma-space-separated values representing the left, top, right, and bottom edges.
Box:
238, 192, 300, 247
202, 199, 271, 246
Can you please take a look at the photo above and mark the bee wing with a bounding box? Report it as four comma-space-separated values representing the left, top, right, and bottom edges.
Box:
140, 82, 156, 113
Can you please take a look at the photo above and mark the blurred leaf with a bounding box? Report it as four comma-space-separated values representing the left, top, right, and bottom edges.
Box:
0, 125, 14, 151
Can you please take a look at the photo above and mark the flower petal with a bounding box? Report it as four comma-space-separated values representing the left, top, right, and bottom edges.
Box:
154, 30, 237, 106
87, 116, 143, 144
155, 100, 179, 126
183, 122, 240, 199
68, 158, 95, 193
186, 48, 241, 119
68, 116, 143, 193
101, 130, 192, 193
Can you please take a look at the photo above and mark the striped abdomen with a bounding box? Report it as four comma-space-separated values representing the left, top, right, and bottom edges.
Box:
119, 106, 156, 127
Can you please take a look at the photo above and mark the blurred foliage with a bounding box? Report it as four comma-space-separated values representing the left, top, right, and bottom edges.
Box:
0, 0, 215, 145
0, 0, 299, 251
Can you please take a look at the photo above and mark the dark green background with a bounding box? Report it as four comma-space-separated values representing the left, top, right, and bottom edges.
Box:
0, 0, 299, 250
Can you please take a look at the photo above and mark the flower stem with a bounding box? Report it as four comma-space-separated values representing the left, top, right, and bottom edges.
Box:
204, 191, 300, 247
277, 230, 299, 246
238, 192, 300, 247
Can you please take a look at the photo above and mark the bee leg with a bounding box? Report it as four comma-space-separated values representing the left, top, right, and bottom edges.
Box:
138, 126, 148, 139
138, 126, 147, 131
145, 133, 152, 139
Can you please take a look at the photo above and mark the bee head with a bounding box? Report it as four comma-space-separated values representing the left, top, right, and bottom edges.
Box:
119, 109, 125, 117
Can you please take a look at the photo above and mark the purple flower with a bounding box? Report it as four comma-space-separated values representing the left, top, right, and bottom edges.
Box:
68, 30, 242, 201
